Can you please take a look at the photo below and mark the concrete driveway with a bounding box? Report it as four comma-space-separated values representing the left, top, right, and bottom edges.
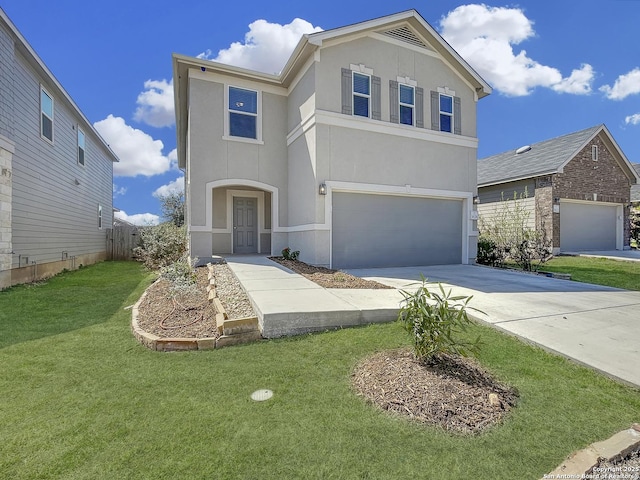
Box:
346, 264, 640, 387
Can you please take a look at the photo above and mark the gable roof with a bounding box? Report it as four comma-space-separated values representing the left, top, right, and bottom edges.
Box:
478, 125, 638, 187
0, 7, 118, 163
173, 10, 492, 169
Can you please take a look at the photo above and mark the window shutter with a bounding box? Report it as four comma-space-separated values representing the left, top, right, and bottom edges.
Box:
371, 75, 381, 120
341, 68, 352, 115
415, 87, 424, 128
389, 80, 399, 124
430, 91, 439, 131
453, 96, 461, 135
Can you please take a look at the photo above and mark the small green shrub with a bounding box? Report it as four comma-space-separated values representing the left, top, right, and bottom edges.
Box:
134, 223, 187, 269
476, 236, 504, 267
397, 276, 481, 360
160, 255, 197, 295
282, 247, 300, 261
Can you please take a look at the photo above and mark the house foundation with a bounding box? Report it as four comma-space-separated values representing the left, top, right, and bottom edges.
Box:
0, 135, 14, 290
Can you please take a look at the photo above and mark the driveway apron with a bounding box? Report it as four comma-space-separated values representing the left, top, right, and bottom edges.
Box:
346, 264, 640, 388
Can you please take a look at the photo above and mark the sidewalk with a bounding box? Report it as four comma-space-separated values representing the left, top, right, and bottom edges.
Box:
224, 256, 402, 338
224, 256, 640, 388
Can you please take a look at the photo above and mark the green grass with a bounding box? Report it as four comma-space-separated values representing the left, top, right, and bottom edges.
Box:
542, 256, 640, 290
1, 261, 639, 479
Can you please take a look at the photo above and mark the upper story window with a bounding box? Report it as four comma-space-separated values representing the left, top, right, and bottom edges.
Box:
430, 89, 461, 135
399, 84, 415, 126
97, 204, 103, 229
353, 72, 371, 118
40, 86, 54, 142
228, 86, 258, 139
439, 94, 453, 133
77, 128, 86, 166
341, 65, 381, 120
592, 145, 598, 161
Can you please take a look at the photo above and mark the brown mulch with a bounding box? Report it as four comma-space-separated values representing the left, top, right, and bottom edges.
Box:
352, 349, 519, 435
136, 264, 256, 339
270, 257, 392, 289
136, 267, 218, 339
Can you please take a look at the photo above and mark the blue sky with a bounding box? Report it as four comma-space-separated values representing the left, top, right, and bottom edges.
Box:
3, 0, 639, 224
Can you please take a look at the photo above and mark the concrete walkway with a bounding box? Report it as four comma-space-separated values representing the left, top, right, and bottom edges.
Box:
563, 250, 640, 262
225, 256, 640, 387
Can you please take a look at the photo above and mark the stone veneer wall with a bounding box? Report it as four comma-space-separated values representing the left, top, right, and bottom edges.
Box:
552, 135, 632, 248
534, 175, 554, 248
0, 135, 14, 290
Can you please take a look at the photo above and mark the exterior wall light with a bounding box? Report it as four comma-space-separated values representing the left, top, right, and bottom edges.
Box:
472, 195, 479, 205
319, 183, 327, 195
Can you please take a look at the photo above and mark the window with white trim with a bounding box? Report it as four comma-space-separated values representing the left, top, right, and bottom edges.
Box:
439, 94, 453, 133
592, 145, 598, 161
98, 204, 103, 229
352, 72, 371, 118
399, 84, 415, 126
77, 128, 86, 166
228, 86, 258, 139
40, 86, 54, 142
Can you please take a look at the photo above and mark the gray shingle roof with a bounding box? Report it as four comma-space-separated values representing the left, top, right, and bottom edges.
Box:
632, 164, 640, 203
478, 125, 601, 186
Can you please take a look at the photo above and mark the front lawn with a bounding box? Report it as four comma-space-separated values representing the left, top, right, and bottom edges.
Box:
1, 261, 639, 479
542, 255, 640, 291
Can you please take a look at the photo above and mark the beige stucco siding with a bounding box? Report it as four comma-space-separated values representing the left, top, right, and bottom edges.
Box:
318, 124, 477, 192
287, 63, 316, 133
315, 35, 477, 136
187, 76, 289, 228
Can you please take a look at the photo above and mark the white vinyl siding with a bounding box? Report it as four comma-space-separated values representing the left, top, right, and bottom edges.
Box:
8, 50, 113, 267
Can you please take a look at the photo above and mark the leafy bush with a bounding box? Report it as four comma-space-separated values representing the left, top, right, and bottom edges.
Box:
134, 223, 188, 269
476, 236, 504, 267
477, 189, 552, 271
282, 247, 300, 261
631, 208, 640, 248
397, 276, 481, 361
160, 255, 197, 295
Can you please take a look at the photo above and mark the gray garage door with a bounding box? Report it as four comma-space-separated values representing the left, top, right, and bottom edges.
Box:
560, 201, 617, 251
332, 192, 462, 269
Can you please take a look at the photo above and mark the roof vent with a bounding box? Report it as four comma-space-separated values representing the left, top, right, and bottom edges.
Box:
515, 145, 532, 155
382, 26, 428, 48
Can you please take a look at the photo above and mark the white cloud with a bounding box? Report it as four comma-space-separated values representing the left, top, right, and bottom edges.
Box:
440, 4, 593, 96
94, 115, 173, 177
600, 68, 640, 100
205, 18, 322, 74
153, 176, 184, 198
113, 184, 127, 197
134, 79, 175, 127
114, 210, 160, 226
625, 113, 640, 125
552, 64, 594, 94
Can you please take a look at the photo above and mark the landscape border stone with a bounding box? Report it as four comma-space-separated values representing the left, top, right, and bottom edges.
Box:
543, 424, 640, 479
130, 265, 261, 351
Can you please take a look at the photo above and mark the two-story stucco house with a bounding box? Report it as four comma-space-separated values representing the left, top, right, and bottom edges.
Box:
173, 10, 491, 269
0, 8, 118, 289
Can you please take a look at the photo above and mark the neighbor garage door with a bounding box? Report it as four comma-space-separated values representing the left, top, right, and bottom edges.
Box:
332, 192, 463, 269
560, 201, 617, 251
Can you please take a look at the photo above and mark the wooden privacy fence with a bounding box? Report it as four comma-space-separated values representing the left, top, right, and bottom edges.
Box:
106, 225, 139, 260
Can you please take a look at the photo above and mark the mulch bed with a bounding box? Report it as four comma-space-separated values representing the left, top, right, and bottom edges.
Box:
352, 349, 519, 435
270, 257, 392, 289
136, 267, 218, 339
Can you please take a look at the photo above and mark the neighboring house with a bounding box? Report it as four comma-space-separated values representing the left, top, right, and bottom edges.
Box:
632, 164, 640, 207
0, 8, 118, 289
477, 125, 639, 254
173, 10, 491, 269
